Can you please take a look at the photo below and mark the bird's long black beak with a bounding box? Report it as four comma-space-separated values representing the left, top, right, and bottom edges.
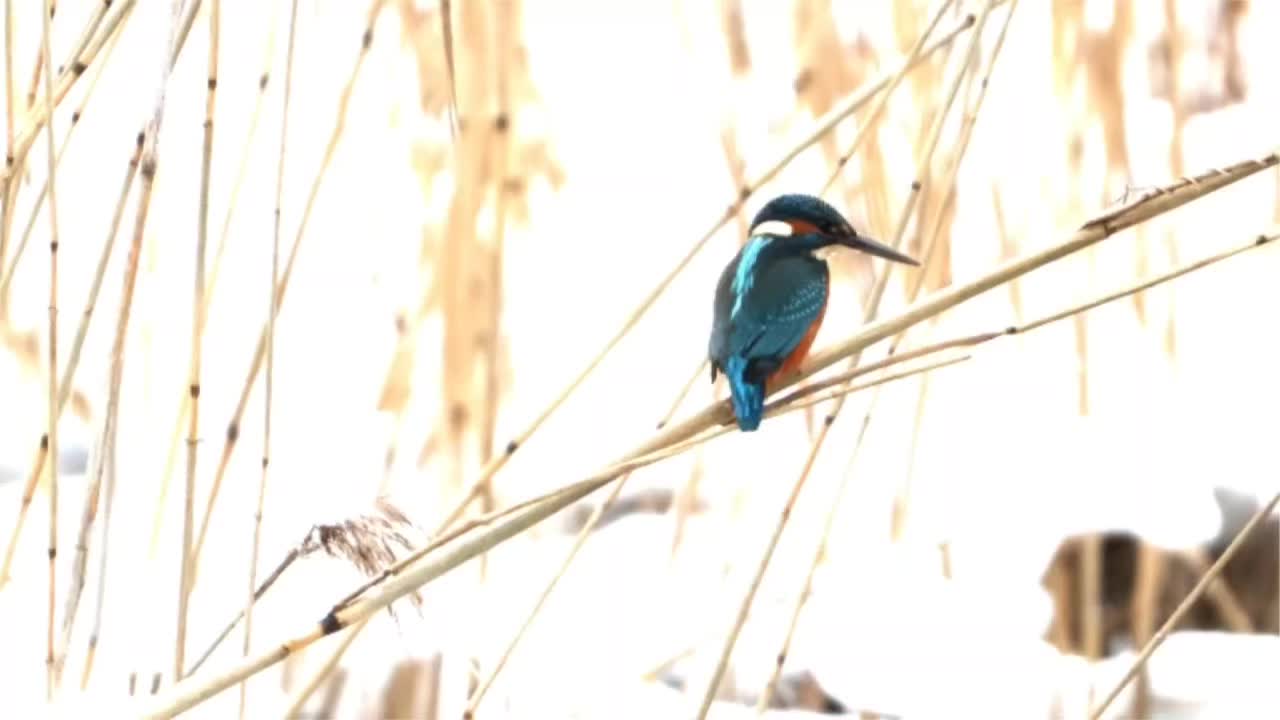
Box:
836, 231, 920, 266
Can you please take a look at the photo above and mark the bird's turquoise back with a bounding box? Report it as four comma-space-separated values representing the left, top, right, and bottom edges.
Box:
709, 235, 829, 431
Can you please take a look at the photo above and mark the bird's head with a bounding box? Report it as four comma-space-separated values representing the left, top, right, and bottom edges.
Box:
748, 193, 920, 267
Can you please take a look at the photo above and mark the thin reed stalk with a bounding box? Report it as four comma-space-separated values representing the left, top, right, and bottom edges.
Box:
176, 0, 219, 688
754, 403, 873, 714
281, 619, 368, 719
1, 0, 15, 297
462, 345, 712, 717
53, 34, 141, 677
185, 0, 222, 671
190, 0, 389, 580
40, 0, 61, 699
149, 1, 282, 557
1090, 490, 1280, 720
241, 0, 294, 714
0, 1, 133, 308
82, 411, 119, 689
156, 0, 191, 679
1, 0, 137, 188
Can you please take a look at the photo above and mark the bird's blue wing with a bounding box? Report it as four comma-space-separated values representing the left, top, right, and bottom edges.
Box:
722, 255, 828, 379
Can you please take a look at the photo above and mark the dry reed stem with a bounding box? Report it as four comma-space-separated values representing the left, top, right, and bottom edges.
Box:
148, 0, 187, 680
474, 0, 520, 582
754, 419, 868, 714
796, 152, 1277, 384
430, 10, 986, 536
1181, 549, 1253, 633
188, 499, 420, 677
0, 0, 136, 300
336, 344, 974, 617
51, 19, 137, 681
441, 0, 458, 136
79, 126, 155, 691
61, 1, 111, 79
24, 30, 44, 115
1090, 491, 1280, 720
149, 2, 282, 557
0, 0, 12, 317
461, 472, 629, 718
693, 5, 993, 714
189, 0, 388, 579
185, 0, 222, 680
463, 353, 717, 718
176, 0, 218, 689
136, 357, 944, 720
132, 150, 1276, 720
3, 0, 12, 168
818, 0, 956, 197
856, 0, 1019, 536
657, 358, 708, 430
0, 0, 136, 188
82, 416, 120, 689
40, 0, 61, 699
265, 498, 422, 715
281, 619, 368, 719
693, 418, 832, 719
240, 0, 291, 712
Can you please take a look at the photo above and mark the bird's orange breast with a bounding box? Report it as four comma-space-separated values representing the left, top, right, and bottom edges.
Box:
765, 283, 829, 390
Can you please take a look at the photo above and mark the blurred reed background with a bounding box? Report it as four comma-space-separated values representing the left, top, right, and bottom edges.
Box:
0, 0, 1278, 718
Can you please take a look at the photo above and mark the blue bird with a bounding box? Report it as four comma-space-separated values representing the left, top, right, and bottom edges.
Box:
708, 194, 920, 431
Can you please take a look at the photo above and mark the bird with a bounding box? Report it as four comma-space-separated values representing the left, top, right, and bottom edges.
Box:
708, 193, 920, 432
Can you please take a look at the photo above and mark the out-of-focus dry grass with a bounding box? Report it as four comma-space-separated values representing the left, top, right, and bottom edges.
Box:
1, 1, 1278, 718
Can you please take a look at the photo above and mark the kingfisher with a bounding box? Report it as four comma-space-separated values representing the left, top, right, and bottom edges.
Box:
708, 193, 920, 432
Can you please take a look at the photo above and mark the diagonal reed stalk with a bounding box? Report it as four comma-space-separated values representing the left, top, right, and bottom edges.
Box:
189, 0, 389, 581
128, 125, 1280, 720
8, 16, 134, 654
691, 0, 991, 713
240, 0, 294, 714
280, 618, 368, 719
139, 357, 953, 720
0, 0, 11, 317
429, 9, 989, 537
40, 0, 62, 699
149, 0, 282, 558
0, 1, 135, 310
75, 136, 146, 690
460, 340, 733, 717
82, 410, 120, 689
0, 0, 137, 207
184, 0, 222, 682
1089, 490, 1280, 720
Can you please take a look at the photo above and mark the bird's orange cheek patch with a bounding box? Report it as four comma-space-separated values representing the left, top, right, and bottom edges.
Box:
788, 220, 820, 235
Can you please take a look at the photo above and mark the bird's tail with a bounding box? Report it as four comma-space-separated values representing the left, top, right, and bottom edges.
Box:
725, 356, 764, 431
